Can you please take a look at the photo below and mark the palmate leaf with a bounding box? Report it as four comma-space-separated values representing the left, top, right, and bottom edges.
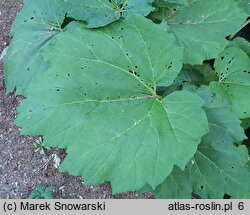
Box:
58, 0, 154, 28
15, 15, 209, 193
154, 144, 250, 199
188, 143, 249, 199
166, 0, 248, 65
4, 0, 154, 95
196, 86, 246, 146
153, 86, 249, 199
211, 46, 250, 119
4, 0, 66, 95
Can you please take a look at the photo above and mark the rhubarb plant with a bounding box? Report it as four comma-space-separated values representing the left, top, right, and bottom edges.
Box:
4, 0, 250, 198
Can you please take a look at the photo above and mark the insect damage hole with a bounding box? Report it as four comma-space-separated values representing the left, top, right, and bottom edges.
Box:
156, 86, 168, 97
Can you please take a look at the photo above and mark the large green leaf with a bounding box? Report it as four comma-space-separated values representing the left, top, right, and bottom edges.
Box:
237, 0, 250, 15
153, 86, 248, 198
59, 0, 154, 28
211, 46, 250, 119
189, 143, 250, 198
153, 166, 191, 198
232, 37, 250, 56
4, 0, 66, 95
155, 143, 250, 199
15, 15, 209, 194
197, 86, 246, 145
166, 0, 248, 65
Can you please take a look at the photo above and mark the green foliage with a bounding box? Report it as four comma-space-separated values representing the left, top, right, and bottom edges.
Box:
211, 45, 250, 118
4, 0, 250, 198
153, 86, 249, 198
231, 37, 250, 56
15, 15, 208, 193
166, 0, 247, 65
58, 0, 154, 28
3, 0, 66, 95
33, 137, 51, 155
237, 0, 250, 15
29, 185, 55, 199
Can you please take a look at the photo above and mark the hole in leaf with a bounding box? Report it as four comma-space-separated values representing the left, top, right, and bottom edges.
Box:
118, 3, 124, 9
134, 72, 140, 77
156, 86, 168, 97
224, 194, 231, 199
61, 13, 75, 29
243, 126, 250, 148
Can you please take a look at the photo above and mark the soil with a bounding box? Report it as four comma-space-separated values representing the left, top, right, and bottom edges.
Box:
0, 0, 152, 199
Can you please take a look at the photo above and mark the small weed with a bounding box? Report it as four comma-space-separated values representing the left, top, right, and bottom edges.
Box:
29, 184, 55, 199
33, 137, 50, 155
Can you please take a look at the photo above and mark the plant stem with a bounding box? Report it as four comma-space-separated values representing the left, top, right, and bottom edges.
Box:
229, 19, 250, 41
